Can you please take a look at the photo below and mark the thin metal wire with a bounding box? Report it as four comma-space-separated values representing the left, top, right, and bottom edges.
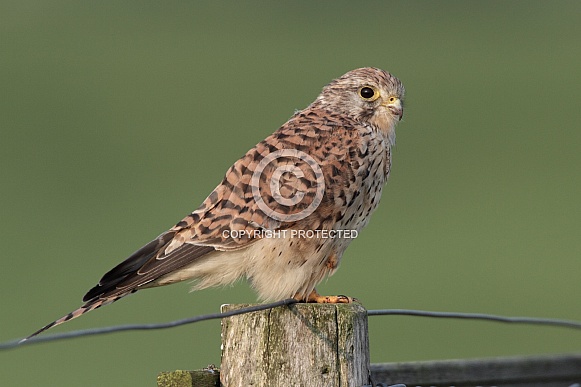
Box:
367, 309, 581, 329
2, 299, 581, 351
0, 299, 298, 350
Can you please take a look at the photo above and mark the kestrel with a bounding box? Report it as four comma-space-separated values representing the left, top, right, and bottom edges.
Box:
24, 67, 404, 340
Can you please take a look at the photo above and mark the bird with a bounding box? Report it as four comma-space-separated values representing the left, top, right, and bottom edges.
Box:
23, 67, 405, 341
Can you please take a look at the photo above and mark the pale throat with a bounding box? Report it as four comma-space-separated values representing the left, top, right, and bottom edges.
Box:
369, 110, 397, 147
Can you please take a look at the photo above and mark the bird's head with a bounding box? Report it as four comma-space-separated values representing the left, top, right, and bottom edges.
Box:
315, 67, 405, 144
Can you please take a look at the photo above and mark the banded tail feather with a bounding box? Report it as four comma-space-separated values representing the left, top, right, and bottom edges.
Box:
20, 295, 124, 342
21, 230, 214, 342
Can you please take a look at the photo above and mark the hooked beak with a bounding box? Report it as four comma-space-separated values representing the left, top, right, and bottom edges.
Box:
385, 98, 403, 121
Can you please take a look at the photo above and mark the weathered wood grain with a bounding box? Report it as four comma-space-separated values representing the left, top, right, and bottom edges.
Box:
220, 303, 371, 387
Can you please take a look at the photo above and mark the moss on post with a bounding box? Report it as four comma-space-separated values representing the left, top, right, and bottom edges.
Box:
157, 369, 220, 387
220, 303, 371, 387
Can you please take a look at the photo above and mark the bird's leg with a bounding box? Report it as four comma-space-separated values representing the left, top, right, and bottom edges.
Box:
294, 289, 357, 303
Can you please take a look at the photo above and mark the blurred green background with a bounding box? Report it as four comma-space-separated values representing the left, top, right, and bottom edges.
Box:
2, 1, 580, 385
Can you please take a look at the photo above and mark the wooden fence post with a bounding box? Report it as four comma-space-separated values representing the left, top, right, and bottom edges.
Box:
220, 303, 371, 387
157, 369, 220, 386
157, 303, 581, 386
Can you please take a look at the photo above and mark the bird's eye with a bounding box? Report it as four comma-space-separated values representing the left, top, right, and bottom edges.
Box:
388, 96, 397, 103
359, 86, 379, 101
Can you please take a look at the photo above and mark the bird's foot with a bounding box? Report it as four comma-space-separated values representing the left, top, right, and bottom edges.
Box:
295, 289, 358, 304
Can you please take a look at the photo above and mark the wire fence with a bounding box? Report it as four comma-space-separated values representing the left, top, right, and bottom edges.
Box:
2, 298, 581, 351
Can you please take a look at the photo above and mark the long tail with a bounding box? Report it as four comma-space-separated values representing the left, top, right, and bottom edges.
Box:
19, 232, 176, 343
20, 230, 213, 343
20, 294, 128, 343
